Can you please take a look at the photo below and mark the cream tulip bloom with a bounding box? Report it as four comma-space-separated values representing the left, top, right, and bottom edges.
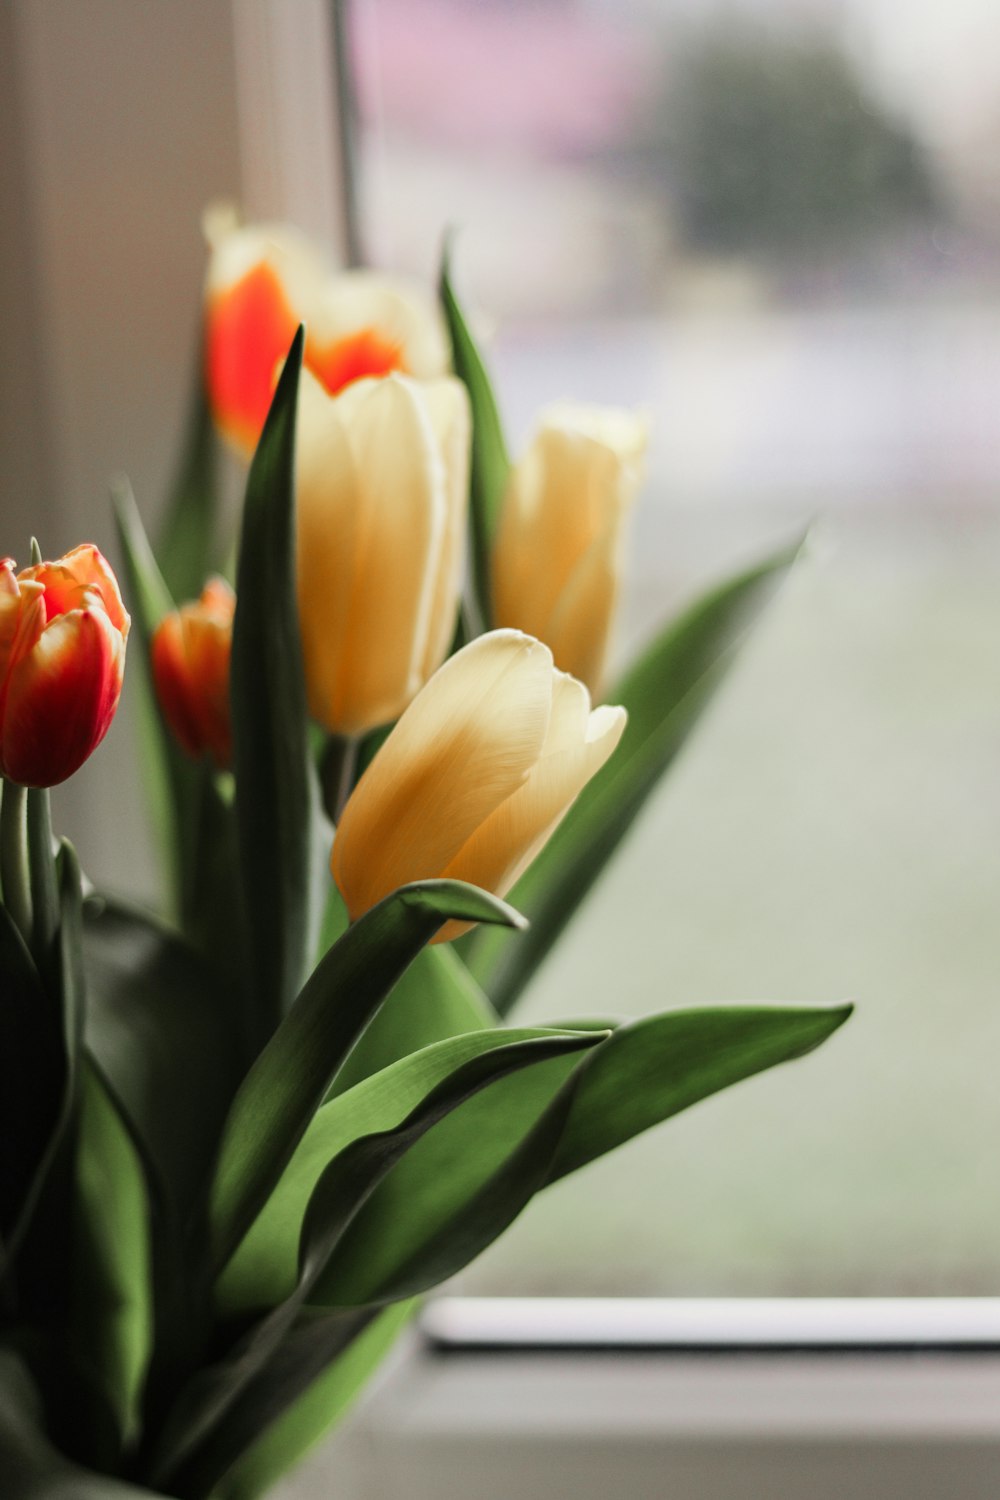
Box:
492, 403, 647, 697
331, 630, 627, 941
295, 369, 471, 737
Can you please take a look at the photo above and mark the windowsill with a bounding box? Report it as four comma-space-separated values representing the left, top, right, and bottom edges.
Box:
281, 1301, 1000, 1500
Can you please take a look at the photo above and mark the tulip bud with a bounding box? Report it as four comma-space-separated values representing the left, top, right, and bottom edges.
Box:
0, 545, 130, 788
151, 577, 235, 770
203, 209, 449, 457
331, 630, 627, 942
492, 404, 647, 697
296, 370, 471, 737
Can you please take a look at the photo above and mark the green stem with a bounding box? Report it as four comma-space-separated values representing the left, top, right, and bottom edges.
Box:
321, 735, 359, 824
1, 778, 32, 948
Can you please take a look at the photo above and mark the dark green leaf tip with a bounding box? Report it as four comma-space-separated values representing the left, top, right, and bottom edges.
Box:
397, 880, 528, 931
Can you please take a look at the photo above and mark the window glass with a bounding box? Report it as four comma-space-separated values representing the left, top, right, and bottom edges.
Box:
349, 0, 1000, 1295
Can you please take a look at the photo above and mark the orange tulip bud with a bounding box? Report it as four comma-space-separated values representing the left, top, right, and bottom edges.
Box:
0, 545, 130, 788
492, 404, 647, 697
331, 630, 627, 942
151, 577, 235, 770
203, 209, 449, 458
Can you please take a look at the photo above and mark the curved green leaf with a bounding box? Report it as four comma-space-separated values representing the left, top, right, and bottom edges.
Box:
0, 1349, 165, 1499
230, 325, 321, 1043
156, 1028, 590, 1493
439, 239, 509, 627
329, 942, 497, 1098
0, 903, 62, 1267
82, 898, 241, 1228
547, 1002, 854, 1183
217, 1024, 593, 1316
208, 879, 526, 1273
158, 325, 220, 603
209, 1304, 413, 1500
467, 538, 806, 1012
71, 1061, 154, 1454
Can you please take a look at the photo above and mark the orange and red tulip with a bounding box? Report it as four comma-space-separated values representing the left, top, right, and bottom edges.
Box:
203, 211, 449, 458
0, 545, 130, 788
151, 577, 235, 770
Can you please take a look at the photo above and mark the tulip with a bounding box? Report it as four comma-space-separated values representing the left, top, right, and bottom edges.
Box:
151, 577, 235, 770
296, 369, 471, 737
0, 546, 130, 788
492, 403, 647, 697
331, 630, 627, 941
203, 209, 449, 457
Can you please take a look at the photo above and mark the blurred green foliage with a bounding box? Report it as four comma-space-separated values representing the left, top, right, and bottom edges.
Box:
644, 26, 937, 254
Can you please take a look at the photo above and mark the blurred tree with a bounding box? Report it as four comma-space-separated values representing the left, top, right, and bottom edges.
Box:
643, 26, 937, 255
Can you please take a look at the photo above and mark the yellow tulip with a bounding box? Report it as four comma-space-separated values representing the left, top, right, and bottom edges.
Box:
492, 403, 647, 697
331, 629, 627, 941
203, 206, 450, 457
295, 370, 471, 737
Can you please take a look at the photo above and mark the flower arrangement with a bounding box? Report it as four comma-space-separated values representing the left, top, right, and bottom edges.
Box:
0, 214, 851, 1498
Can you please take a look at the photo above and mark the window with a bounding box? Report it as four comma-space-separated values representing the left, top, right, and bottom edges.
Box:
346, 0, 1000, 1300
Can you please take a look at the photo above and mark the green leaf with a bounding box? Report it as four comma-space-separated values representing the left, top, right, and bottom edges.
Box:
329, 942, 497, 1097
164, 1306, 378, 1500
546, 1003, 854, 1183
217, 1024, 589, 1316
310, 1039, 596, 1308
0, 1348, 166, 1499
0, 903, 63, 1267
439, 237, 510, 628
112, 477, 201, 925
155, 1027, 590, 1493
82, 898, 242, 1231
230, 325, 320, 1042
467, 538, 805, 1012
158, 326, 220, 603
208, 879, 527, 1273
210, 1304, 413, 1500
70, 1060, 154, 1454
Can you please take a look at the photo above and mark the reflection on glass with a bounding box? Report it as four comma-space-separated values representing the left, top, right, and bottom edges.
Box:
349, 0, 1000, 1294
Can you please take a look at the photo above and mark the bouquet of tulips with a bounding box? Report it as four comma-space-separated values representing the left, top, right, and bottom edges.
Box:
0, 213, 851, 1499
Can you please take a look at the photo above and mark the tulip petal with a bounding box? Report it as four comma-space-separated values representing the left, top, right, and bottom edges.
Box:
417, 378, 472, 678
204, 224, 325, 458
332, 631, 554, 919
2, 608, 125, 787
308, 270, 450, 389
295, 371, 364, 730
438, 676, 626, 939
313, 376, 447, 734
543, 521, 620, 695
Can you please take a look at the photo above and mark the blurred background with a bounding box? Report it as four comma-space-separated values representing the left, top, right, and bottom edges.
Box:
3, 0, 1000, 1300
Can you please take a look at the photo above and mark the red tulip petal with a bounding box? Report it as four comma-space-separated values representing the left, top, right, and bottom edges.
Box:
206, 261, 300, 455
1, 608, 125, 787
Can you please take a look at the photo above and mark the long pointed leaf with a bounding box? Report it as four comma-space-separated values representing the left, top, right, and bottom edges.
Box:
217, 1024, 594, 1316
70, 1061, 154, 1456
209, 1304, 414, 1500
329, 942, 497, 1097
230, 325, 319, 1041
439, 239, 509, 627
547, 1002, 854, 1183
156, 1028, 593, 1493
208, 879, 526, 1273
157, 325, 220, 603
467, 538, 805, 1012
